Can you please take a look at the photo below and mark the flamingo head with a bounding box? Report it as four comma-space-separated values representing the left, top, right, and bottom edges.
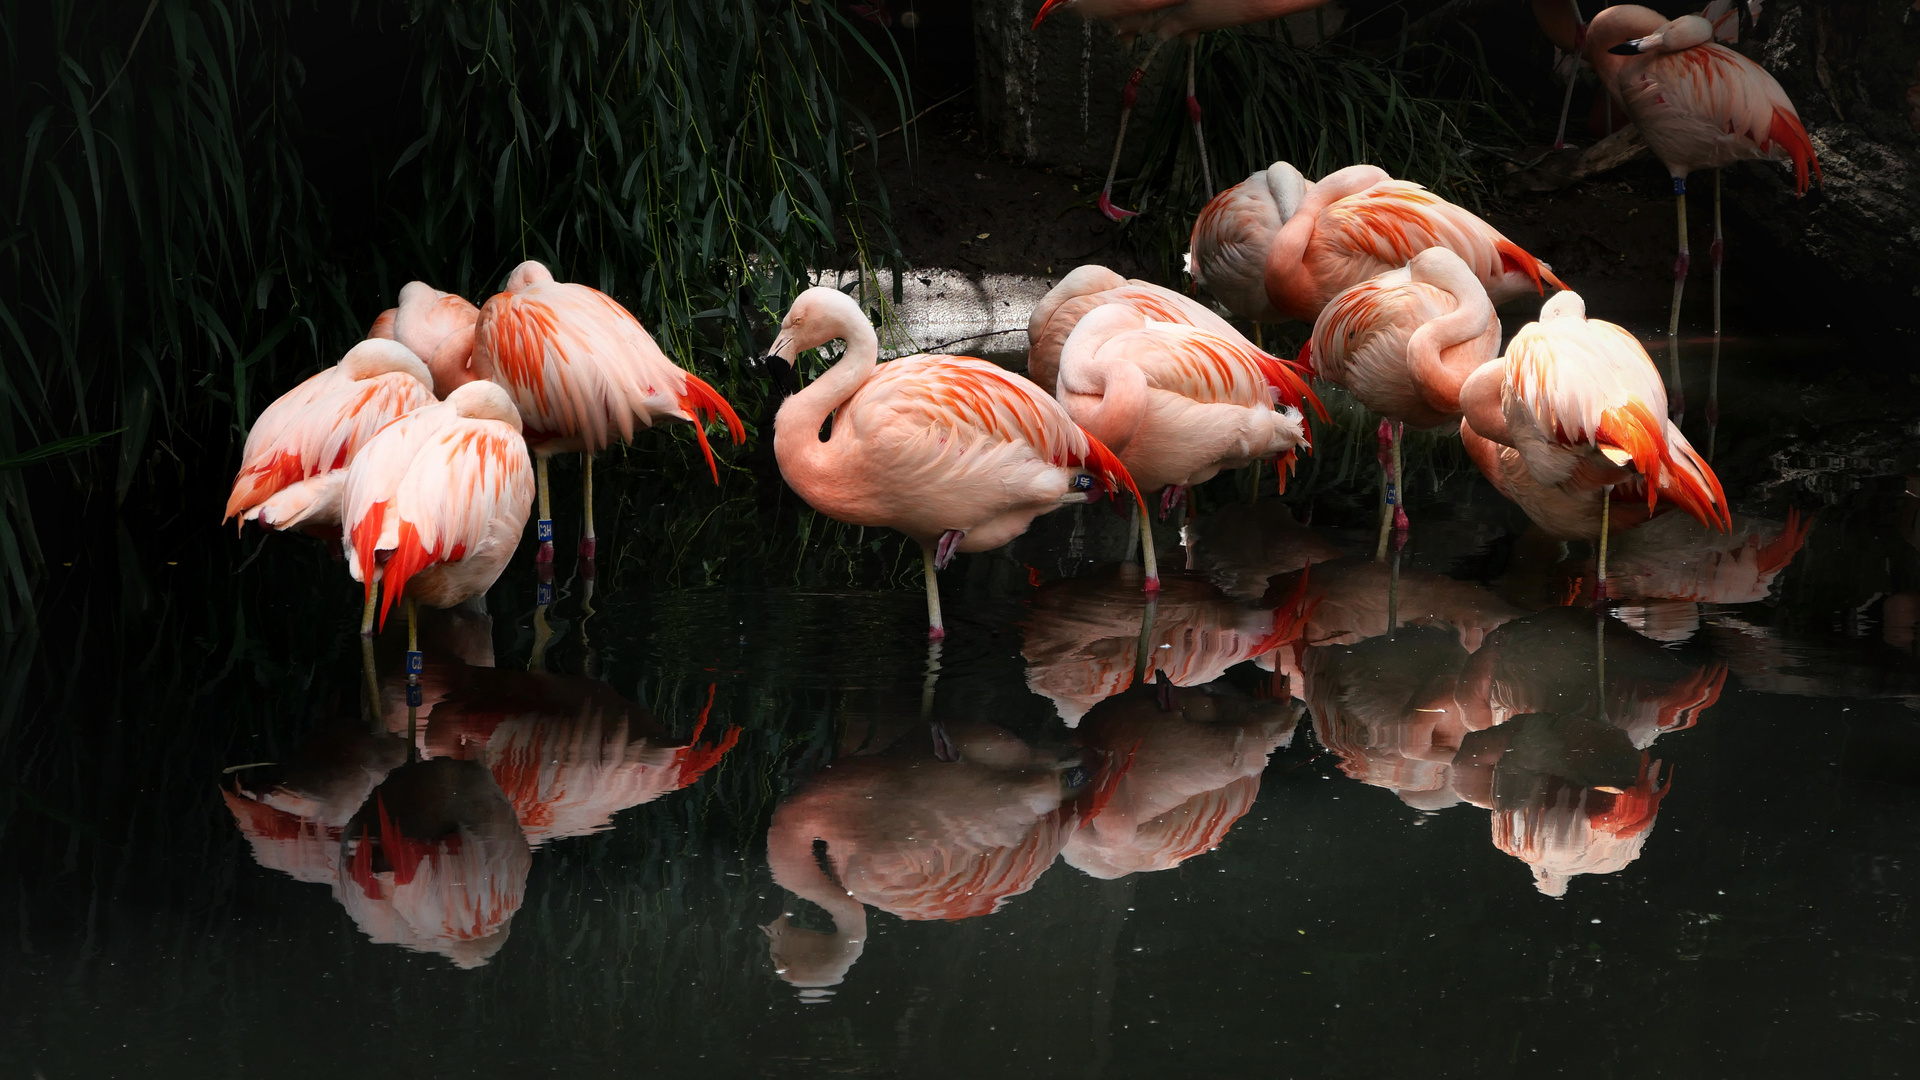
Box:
503, 260, 555, 293
337, 338, 431, 386
1262, 161, 1310, 223
447, 380, 523, 430
1582, 4, 1665, 63
768, 286, 866, 361
1031, 0, 1074, 30
1538, 289, 1588, 323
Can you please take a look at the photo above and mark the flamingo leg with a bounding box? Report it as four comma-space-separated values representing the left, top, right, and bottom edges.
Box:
1707, 169, 1723, 460
1667, 179, 1690, 424
922, 542, 947, 641
1553, 0, 1585, 149
1391, 422, 1408, 533
359, 635, 380, 731
1136, 595, 1159, 682
359, 588, 376, 637
1184, 37, 1214, 197
580, 453, 596, 560
1595, 483, 1615, 603
1136, 494, 1162, 593
405, 596, 421, 757
1097, 37, 1164, 222
535, 453, 555, 564
922, 637, 944, 720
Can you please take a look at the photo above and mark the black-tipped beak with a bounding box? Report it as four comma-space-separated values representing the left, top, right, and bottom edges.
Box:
759, 355, 802, 399
1608, 41, 1643, 55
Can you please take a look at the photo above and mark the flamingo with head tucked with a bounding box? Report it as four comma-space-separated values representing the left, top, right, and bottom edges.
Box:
1026, 265, 1242, 396
470, 260, 745, 562
1188, 162, 1566, 325
1581, 3, 1817, 421
1029, 0, 1337, 219
759, 286, 1143, 638
341, 381, 536, 642
1053, 303, 1320, 588
1458, 289, 1729, 598
225, 339, 438, 534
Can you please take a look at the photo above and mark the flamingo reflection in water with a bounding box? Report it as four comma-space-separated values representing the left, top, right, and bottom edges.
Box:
763, 720, 1090, 993
1066, 682, 1299, 879
1021, 571, 1314, 726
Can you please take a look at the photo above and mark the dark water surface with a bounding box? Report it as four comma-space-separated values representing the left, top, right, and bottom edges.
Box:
4, 324, 1919, 1078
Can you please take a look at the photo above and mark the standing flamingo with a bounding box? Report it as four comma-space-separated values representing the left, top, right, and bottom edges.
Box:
1188, 161, 1566, 324
1581, 4, 1818, 423
470, 260, 745, 562
224, 339, 438, 533
341, 381, 536, 647
1458, 289, 1729, 598
1052, 303, 1321, 588
1026, 265, 1241, 395
1302, 247, 1502, 541
761, 287, 1143, 637
1030, 0, 1338, 220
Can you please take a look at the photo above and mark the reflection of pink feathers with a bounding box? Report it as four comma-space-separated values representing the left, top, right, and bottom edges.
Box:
1183, 500, 1343, 600
223, 787, 346, 886
1493, 758, 1670, 898
1278, 557, 1524, 653
1602, 508, 1811, 602
1300, 628, 1472, 808
338, 760, 531, 969
1067, 688, 1297, 878
1022, 574, 1311, 725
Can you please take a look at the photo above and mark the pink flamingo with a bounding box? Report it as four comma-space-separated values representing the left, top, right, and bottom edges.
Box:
224, 339, 437, 533
1053, 302, 1321, 588
469, 260, 745, 562
1188, 161, 1566, 324
1582, 4, 1817, 418
1459, 290, 1728, 598
391, 281, 482, 398
1030, 0, 1337, 219
761, 286, 1143, 638
341, 381, 536, 641
1026, 264, 1241, 396
1302, 246, 1502, 540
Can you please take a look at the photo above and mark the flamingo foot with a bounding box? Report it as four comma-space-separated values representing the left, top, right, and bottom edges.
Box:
935, 529, 964, 570
579, 537, 597, 560
929, 624, 948, 642
930, 722, 959, 762
1097, 191, 1139, 222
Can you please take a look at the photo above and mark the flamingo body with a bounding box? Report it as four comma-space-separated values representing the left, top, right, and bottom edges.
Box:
1054, 305, 1317, 494
226, 339, 437, 528
471, 260, 744, 479
1304, 246, 1501, 430
342, 382, 536, 628
1459, 291, 1728, 530
1583, 6, 1817, 192
1026, 265, 1240, 395
1190, 162, 1566, 324
769, 288, 1140, 556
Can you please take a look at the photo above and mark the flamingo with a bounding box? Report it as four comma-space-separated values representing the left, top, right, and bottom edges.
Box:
760, 286, 1143, 638
341, 381, 536, 651
1029, 0, 1338, 220
470, 260, 745, 562
1581, 4, 1818, 422
224, 339, 438, 533
1458, 289, 1728, 599
1188, 161, 1566, 324
1301, 246, 1502, 541
390, 281, 482, 398
1053, 303, 1321, 588
762, 720, 1084, 991
1025, 264, 1241, 395
1530, 0, 1589, 150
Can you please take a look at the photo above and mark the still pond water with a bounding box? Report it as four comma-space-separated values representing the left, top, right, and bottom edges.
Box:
3, 325, 1918, 1078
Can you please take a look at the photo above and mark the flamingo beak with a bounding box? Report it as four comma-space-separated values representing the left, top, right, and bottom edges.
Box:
1609, 34, 1652, 54
1031, 0, 1069, 30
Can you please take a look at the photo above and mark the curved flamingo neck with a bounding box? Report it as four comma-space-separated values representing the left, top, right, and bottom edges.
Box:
1458, 359, 1512, 447
1408, 269, 1498, 417
773, 309, 878, 484
764, 803, 868, 987
1056, 316, 1150, 453
1263, 165, 1390, 317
